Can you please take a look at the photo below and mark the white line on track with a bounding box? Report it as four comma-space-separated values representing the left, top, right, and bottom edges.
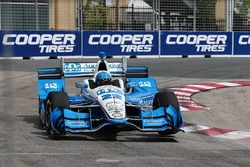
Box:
96, 158, 121, 163
180, 107, 189, 112
173, 91, 192, 96
170, 88, 200, 92
177, 96, 191, 100
186, 84, 215, 89
0, 152, 81, 156
216, 82, 241, 87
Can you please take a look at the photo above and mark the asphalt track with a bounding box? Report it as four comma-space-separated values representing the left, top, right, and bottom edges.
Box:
0, 58, 250, 167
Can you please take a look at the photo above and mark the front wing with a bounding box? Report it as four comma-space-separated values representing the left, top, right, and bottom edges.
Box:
49, 104, 183, 135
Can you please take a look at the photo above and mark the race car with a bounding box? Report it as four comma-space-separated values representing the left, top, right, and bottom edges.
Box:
37, 52, 183, 140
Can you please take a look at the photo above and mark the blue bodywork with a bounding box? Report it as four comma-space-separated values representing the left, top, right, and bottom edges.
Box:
38, 62, 183, 137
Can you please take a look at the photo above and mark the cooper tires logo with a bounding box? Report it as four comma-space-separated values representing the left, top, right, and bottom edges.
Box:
88, 34, 153, 52
238, 35, 250, 45
2, 34, 76, 53
166, 34, 227, 52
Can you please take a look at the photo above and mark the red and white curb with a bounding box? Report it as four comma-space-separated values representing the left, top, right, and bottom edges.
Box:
170, 81, 250, 112
170, 81, 250, 142
182, 123, 250, 142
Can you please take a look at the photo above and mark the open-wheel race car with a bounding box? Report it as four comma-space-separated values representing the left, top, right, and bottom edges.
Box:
37, 52, 183, 140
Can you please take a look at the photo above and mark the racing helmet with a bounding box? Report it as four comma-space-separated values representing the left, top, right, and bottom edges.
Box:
96, 71, 112, 86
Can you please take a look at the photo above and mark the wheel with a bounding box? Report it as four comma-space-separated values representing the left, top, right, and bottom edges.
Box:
38, 100, 46, 129
153, 92, 181, 136
45, 99, 53, 136
47, 92, 69, 109
45, 92, 69, 138
153, 91, 179, 111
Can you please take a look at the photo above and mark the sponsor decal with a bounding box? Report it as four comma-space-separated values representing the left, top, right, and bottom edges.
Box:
44, 83, 57, 89
138, 81, 152, 87
234, 33, 250, 55
139, 99, 153, 106
88, 34, 153, 53
2, 33, 76, 53
113, 113, 123, 118
65, 120, 89, 126
63, 63, 122, 73
161, 32, 232, 55
237, 35, 250, 45
64, 63, 82, 72
108, 63, 122, 68
101, 94, 122, 101
97, 88, 123, 96
144, 119, 163, 123
166, 34, 227, 52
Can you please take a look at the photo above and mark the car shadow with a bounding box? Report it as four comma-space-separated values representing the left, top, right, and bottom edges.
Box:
18, 115, 179, 143
18, 115, 43, 130
117, 132, 178, 143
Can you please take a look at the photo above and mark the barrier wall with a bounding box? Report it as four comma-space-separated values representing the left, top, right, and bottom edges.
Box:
234, 32, 250, 55
161, 32, 232, 55
83, 31, 159, 56
0, 30, 249, 57
0, 31, 81, 57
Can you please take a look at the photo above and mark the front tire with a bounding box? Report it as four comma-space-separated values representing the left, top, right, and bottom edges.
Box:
153, 91, 179, 111
45, 100, 53, 136
153, 92, 181, 136
45, 92, 69, 138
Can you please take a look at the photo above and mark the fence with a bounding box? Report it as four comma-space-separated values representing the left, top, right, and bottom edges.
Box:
0, 0, 249, 32
0, 0, 49, 30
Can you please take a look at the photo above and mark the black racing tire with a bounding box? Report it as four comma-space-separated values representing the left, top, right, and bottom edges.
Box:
153, 92, 180, 136
39, 101, 47, 130
47, 92, 69, 109
153, 91, 179, 111
45, 92, 69, 138
45, 99, 53, 136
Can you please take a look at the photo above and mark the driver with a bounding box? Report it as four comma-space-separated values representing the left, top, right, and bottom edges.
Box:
95, 71, 112, 86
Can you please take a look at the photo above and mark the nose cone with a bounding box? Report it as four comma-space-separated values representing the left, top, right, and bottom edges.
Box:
97, 94, 126, 119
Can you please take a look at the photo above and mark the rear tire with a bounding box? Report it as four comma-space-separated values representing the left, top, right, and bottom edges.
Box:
45, 92, 69, 138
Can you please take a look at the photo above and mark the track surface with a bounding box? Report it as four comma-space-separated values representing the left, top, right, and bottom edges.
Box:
0, 58, 250, 167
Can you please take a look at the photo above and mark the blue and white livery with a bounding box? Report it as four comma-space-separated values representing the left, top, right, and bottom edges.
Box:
37, 52, 183, 140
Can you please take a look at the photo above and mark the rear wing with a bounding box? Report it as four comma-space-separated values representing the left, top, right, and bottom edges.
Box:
63, 62, 125, 78
38, 68, 62, 79
38, 57, 148, 79
38, 57, 127, 79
